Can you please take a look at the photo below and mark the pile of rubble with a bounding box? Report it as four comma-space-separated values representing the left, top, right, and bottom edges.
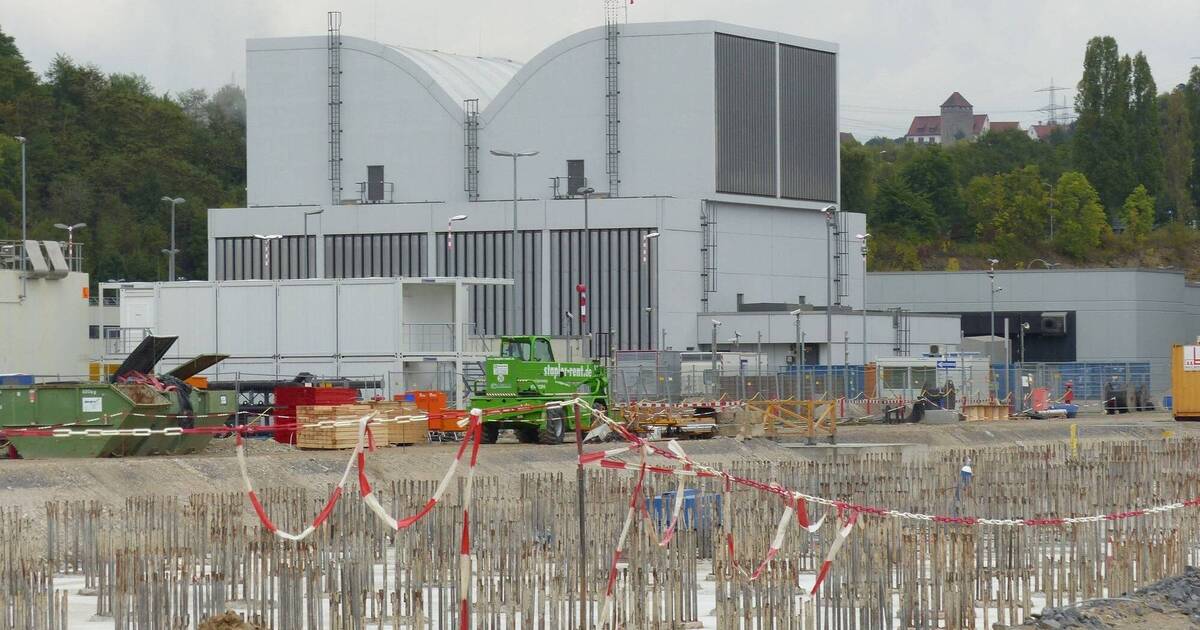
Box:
1021, 566, 1200, 629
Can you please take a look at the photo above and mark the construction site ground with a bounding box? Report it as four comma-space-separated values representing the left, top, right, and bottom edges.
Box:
1, 409, 1192, 520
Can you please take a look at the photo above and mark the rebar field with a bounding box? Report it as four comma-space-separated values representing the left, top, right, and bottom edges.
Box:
4, 438, 1200, 629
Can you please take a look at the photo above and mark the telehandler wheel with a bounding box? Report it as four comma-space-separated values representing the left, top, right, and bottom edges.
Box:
481, 423, 500, 444
538, 407, 566, 445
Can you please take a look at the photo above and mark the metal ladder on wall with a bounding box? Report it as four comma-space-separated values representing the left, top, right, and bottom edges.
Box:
891, 307, 912, 356
701, 202, 717, 312
327, 12, 343, 205
463, 99, 480, 201
833, 212, 850, 306
604, 0, 621, 197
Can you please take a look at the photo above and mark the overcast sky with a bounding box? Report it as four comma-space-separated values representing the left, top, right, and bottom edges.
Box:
4, 0, 1199, 138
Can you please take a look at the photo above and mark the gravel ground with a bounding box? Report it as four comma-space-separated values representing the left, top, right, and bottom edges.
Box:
1018, 566, 1200, 629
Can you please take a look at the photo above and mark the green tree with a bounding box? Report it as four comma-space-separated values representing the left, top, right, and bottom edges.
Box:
963, 166, 1048, 260
1129, 52, 1163, 196
839, 144, 874, 215
872, 176, 938, 237
1074, 36, 1134, 211
1185, 66, 1200, 211
1161, 90, 1195, 223
1119, 184, 1155, 238
1052, 172, 1108, 258
899, 145, 965, 237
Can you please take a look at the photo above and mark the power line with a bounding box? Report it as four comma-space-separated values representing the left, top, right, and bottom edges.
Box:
1034, 79, 1072, 126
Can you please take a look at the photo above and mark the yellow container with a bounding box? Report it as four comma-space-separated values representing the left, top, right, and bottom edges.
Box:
1170, 345, 1200, 420
88, 362, 119, 382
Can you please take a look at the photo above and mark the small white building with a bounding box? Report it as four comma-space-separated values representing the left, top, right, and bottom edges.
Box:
103, 276, 515, 406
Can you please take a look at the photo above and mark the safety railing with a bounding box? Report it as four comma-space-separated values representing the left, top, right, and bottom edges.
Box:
0, 240, 86, 273
103, 327, 153, 355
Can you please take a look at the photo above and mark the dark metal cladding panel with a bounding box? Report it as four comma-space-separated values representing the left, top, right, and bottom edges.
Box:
715, 33, 777, 197
780, 44, 837, 202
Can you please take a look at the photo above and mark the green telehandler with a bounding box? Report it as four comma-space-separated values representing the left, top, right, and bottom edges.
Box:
468, 336, 608, 444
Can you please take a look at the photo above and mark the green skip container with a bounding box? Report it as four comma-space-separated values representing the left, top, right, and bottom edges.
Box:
0, 382, 171, 458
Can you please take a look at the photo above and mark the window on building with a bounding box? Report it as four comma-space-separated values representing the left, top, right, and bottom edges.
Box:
89, 325, 100, 339
103, 326, 121, 340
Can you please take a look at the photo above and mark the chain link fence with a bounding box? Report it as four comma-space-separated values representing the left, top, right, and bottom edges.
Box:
611, 351, 1160, 409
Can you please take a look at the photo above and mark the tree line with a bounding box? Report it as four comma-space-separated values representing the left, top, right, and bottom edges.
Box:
843, 35, 1200, 274
0, 27, 244, 284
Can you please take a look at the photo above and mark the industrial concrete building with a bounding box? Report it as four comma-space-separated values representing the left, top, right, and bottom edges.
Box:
207, 18, 870, 361
866, 268, 1200, 394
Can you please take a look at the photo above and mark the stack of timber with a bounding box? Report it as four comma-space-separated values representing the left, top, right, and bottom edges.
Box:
294, 404, 374, 449
367, 400, 427, 445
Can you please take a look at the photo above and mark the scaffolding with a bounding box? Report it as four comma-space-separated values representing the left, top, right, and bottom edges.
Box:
463, 99, 480, 202
604, 0, 621, 197
327, 11, 344, 205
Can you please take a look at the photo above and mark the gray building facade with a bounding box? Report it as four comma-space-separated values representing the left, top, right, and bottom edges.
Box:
866, 268, 1200, 395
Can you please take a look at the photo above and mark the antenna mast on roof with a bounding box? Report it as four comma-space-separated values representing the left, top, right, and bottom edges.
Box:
1035, 79, 1071, 127
604, 0, 622, 197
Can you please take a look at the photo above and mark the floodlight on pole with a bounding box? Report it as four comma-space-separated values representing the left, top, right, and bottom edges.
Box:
577, 186, 595, 355
856, 233, 871, 370
823, 203, 838, 400
15, 136, 27, 299
254, 234, 283, 278
53, 222, 86, 263
447, 214, 468, 250
490, 148, 539, 335
302, 207, 325, 278
161, 196, 185, 282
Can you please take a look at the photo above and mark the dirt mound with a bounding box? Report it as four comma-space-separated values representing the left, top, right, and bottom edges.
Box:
198, 612, 263, 630
1019, 566, 1200, 629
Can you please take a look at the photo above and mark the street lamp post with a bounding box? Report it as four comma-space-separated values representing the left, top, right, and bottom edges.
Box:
856, 233, 871, 373
823, 204, 838, 399
14, 136, 26, 299
254, 234, 283, 278
53, 223, 86, 266
577, 186, 595, 354
490, 149, 539, 335
641, 231, 660, 349
987, 259, 1000, 341
731, 332, 743, 400
791, 309, 804, 400
303, 207, 325, 278
161, 197, 185, 281
710, 320, 722, 395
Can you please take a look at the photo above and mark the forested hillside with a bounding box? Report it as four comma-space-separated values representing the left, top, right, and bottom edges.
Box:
844, 36, 1200, 276
0, 27, 244, 283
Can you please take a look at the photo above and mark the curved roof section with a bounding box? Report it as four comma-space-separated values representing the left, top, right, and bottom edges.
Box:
385, 46, 522, 109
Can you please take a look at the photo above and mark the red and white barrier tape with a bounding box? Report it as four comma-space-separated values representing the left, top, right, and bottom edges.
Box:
1, 410, 435, 439
624, 400, 744, 410
571, 397, 1200, 527
360, 410, 481, 531
598, 443, 649, 628
811, 510, 858, 595
236, 414, 371, 541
